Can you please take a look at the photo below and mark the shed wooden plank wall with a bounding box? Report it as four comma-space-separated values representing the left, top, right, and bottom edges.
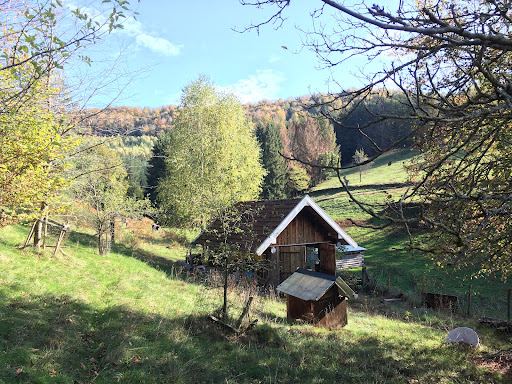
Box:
275, 211, 328, 245
287, 294, 313, 321
316, 299, 347, 329
320, 243, 336, 276
280, 246, 306, 282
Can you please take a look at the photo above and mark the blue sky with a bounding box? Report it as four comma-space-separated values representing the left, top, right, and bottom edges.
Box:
76, 0, 374, 108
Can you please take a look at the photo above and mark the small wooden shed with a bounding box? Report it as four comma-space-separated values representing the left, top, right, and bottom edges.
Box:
192, 195, 363, 286
277, 268, 357, 329
336, 245, 367, 270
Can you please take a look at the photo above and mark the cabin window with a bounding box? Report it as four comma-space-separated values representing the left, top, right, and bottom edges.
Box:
305, 246, 319, 270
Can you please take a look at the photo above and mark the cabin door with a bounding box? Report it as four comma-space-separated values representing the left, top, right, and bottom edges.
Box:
279, 245, 306, 283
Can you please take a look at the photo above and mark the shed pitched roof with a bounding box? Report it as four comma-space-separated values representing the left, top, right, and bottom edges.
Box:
192, 195, 358, 256
277, 268, 356, 300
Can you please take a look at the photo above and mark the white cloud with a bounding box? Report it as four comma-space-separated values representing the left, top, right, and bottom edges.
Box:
64, 1, 181, 57
135, 34, 181, 56
121, 18, 182, 56
227, 70, 285, 104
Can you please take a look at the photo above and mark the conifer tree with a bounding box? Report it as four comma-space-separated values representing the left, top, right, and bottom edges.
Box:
258, 122, 288, 200
146, 132, 172, 204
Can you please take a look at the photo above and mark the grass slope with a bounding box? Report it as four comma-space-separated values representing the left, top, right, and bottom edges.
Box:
0, 225, 509, 383
312, 150, 511, 319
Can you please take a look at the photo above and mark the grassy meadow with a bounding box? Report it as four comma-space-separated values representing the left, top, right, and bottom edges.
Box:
0, 150, 511, 383
312, 150, 511, 320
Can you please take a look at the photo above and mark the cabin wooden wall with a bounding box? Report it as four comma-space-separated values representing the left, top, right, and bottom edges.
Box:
320, 243, 336, 276
279, 246, 306, 282
267, 209, 341, 285
275, 210, 332, 245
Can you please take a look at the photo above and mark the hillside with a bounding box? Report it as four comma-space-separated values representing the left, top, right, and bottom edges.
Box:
312, 150, 511, 320
82, 93, 415, 165
0, 213, 510, 382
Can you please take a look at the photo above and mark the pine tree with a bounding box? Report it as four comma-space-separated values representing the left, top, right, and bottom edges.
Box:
258, 122, 288, 200
146, 132, 172, 204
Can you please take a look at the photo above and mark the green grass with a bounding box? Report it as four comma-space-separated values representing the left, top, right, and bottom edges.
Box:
314, 149, 416, 191
311, 150, 415, 222
0, 224, 509, 383
0, 153, 508, 382
312, 149, 511, 319
343, 226, 511, 319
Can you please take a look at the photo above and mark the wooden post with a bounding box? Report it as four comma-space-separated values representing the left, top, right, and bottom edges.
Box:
42, 214, 48, 249
23, 220, 37, 248
235, 296, 253, 329
467, 284, 472, 316
53, 230, 65, 257
362, 265, 369, 287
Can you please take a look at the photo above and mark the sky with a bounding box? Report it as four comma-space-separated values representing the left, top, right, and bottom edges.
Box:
74, 0, 377, 109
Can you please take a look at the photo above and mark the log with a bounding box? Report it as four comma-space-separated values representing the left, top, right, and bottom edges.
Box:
235, 296, 253, 329
209, 315, 241, 334
480, 317, 512, 331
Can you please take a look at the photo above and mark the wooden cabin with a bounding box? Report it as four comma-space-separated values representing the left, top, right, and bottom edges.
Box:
192, 195, 363, 286
277, 268, 357, 329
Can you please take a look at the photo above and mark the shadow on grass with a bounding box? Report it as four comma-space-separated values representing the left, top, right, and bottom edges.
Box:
0, 288, 505, 383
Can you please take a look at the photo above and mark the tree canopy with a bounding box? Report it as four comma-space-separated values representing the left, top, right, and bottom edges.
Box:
69, 144, 150, 254
0, 75, 75, 225
0, 0, 135, 225
157, 75, 264, 229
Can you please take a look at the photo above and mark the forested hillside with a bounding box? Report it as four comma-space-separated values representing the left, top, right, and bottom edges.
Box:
84, 92, 415, 165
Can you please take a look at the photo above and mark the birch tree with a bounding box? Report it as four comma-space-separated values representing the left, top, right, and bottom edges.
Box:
157, 75, 264, 229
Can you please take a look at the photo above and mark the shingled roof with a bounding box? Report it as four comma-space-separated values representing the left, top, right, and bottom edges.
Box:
192, 195, 358, 255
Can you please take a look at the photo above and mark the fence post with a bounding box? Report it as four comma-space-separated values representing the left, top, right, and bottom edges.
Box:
43, 214, 48, 249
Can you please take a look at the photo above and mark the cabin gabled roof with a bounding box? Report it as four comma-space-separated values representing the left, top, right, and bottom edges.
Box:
192, 195, 358, 256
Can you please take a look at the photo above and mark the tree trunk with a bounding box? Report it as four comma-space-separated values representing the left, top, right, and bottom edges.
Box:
34, 203, 47, 250
110, 219, 115, 244
34, 219, 42, 250
222, 255, 228, 321
43, 213, 48, 249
